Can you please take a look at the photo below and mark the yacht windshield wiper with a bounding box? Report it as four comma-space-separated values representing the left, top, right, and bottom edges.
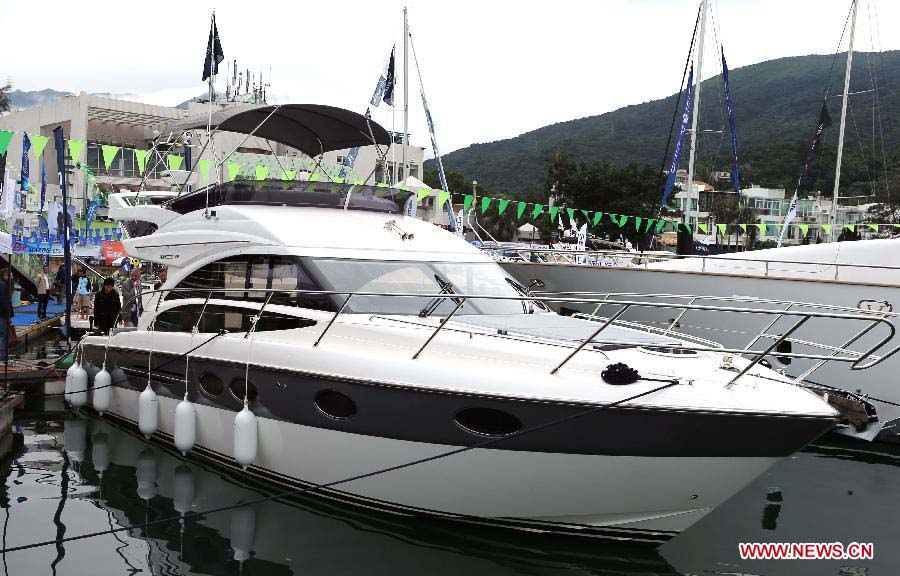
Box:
419, 275, 462, 318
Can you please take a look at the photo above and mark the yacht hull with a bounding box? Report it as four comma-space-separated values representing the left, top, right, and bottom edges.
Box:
502, 261, 900, 432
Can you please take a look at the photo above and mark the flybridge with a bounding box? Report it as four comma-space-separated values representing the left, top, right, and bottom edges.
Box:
165, 180, 402, 215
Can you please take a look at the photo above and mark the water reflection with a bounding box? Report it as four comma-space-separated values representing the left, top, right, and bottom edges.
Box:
2, 401, 897, 576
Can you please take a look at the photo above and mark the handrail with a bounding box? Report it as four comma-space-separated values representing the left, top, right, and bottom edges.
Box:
488, 246, 900, 277
104, 287, 900, 386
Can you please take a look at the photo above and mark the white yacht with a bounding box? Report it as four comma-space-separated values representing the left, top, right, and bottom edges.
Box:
76, 104, 843, 545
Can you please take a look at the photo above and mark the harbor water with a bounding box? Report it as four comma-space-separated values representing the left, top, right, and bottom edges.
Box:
1, 336, 897, 575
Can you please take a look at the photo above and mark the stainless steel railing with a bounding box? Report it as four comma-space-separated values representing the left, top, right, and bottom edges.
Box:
106, 287, 900, 387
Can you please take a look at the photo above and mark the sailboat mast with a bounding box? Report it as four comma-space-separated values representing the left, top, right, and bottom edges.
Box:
830, 0, 858, 241
684, 0, 707, 230
402, 7, 409, 182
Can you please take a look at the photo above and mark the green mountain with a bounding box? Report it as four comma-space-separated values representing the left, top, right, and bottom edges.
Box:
435, 51, 900, 196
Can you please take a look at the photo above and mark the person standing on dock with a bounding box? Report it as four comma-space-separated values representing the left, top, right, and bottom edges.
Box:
122, 267, 143, 327
36, 265, 51, 319
0, 269, 13, 362
76, 273, 92, 320
93, 277, 121, 335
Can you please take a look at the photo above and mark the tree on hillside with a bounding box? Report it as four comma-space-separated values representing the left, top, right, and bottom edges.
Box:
423, 167, 523, 241
0, 79, 12, 114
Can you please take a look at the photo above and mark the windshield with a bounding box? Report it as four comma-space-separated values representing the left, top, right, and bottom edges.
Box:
303, 258, 533, 316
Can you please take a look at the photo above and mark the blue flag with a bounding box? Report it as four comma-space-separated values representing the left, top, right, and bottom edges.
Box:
662, 67, 694, 203
40, 157, 47, 212
722, 49, 741, 193
20, 132, 31, 209
86, 200, 98, 229
340, 47, 396, 179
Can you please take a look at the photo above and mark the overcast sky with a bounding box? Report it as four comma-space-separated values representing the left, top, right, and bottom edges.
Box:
1, 0, 896, 155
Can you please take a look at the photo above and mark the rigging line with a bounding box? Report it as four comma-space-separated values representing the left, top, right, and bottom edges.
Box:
0, 380, 680, 554
846, 99, 874, 199
651, 0, 703, 222
868, 0, 891, 205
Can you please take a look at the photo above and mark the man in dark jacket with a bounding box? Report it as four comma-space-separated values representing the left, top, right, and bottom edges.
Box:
0, 268, 13, 361
93, 277, 121, 334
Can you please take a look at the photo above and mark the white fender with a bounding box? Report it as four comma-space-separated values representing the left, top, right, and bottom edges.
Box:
91, 432, 110, 477
173, 464, 195, 517
136, 448, 157, 501
174, 399, 197, 456
92, 368, 112, 415
70, 363, 88, 409
229, 507, 256, 563
233, 405, 258, 468
138, 386, 159, 438
64, 362, 78, 405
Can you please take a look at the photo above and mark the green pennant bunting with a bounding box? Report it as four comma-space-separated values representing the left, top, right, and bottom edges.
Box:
684, 223, 692, 234
716, 223, 727, 236
581, 209, 590, 221
417, 188, 431, 201
134, 149, 149, 174
618, 215, 630, 227
437, 190, 450, 208
843, 224, 855, 233
309, 172, 321, 182
198, 159, 211, 181
868, 223, 879, 232
634, 216, 643, 231
697, 223, 708, 234
67, 139, 86, 163
798, 223, 809, 236
644, 218, 655, 233
333, 177, 345, 184
655, 219, 666, 233
821, 224, 832, 235
101, 145, 120, 171
0, 131, 13, 156
227, 162, 241, 182
592, 212, 603, 226
548, 205, 559, 222
255, 164, 269, 180
463, 194, 474, 213
566, 207, 575, 223
739, 224, 747, 233
167, 154, 184, 172
516, 201, 526, 219
30, 134, 50, 159
480, 196, 492, 214
498, 199, 510, 215
532, 204, 544, 219
755, 223, 766, 235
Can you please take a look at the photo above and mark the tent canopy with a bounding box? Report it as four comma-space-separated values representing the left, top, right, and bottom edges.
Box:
161, 104, 392, 157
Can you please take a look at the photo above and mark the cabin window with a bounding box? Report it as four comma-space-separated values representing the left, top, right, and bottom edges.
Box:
455, 407, 522, 436
199, 373, 225, 397
230, 378, 259, 403
154, 304, 317, 333
172, 255, 334, 311
314, 390, 357, 419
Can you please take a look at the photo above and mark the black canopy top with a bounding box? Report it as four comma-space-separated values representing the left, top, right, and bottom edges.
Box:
160, 104, 392, 156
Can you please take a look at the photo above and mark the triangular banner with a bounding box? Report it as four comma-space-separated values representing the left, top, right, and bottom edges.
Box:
498, 199, 510, 215
255, 164, 269, 180
798, 223, 809, 236
634, 216, 643, 231
417, 188, 431, 201
480, 196, 492, 214
684, 223, 692, 235
134, 149, 149, 174
0, 130, 13, 156
30, 135, 50, 159
716, 223, 727, 236
281, 169, 296, 181
868, 223, 879, 232
68, 140, 86, 163
592, 212, 603, 226
755, 223, 767, 235
227, 162, 241, 182
697, 223, 708, 234
739, 224, 747, 233
101, 145, 120, 171
198, 159, 211, 181
643, 218, 655, 233
167, 154, 184, 172
655, 220, 666, 233
843, 224, 856, 233
516, 201, 526, 219
821, 224, 832, 235
581, 209, 590, 221
566, 207, 575, 222
548, 205, 559, 222
463, 194, 474, 213
532, 204, 544, 219
437, 190, 450, 208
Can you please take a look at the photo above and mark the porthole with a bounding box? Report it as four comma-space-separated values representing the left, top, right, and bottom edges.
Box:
230, 378, 259, 403
455, 407, 522, 437
314, 390, 357, 419
199, 373, 225, 396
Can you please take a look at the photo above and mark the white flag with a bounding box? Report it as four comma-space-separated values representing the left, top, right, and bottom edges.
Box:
777, 191, 799, 248
455, 209, 465, 237
0, 172, 17, 225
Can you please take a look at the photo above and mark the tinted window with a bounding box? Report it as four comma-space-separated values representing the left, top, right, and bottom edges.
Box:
230, 378, 259, 403
155, 304, 316, 333
314, 390, 357, 419
199, 373, 225, 396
